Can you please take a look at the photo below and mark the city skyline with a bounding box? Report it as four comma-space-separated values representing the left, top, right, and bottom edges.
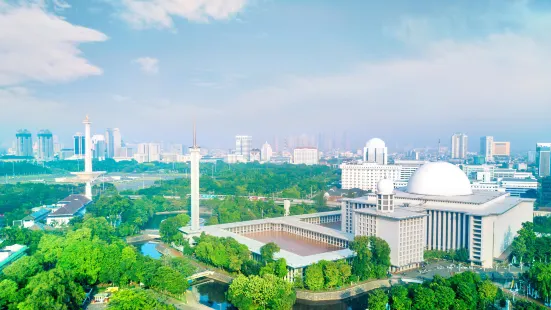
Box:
2, 1, 551, 150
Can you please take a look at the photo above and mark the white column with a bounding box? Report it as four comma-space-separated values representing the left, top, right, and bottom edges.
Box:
83, 117, 92, 173
451, 213, 457, 250
190, 146, 201, 231
85, 182, 92, 200
447, 212, 452, 251
464, 214, 469, 249
427, 210, 432, 250
436, 211, 441, 250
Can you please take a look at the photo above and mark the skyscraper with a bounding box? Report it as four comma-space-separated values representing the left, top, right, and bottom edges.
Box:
91, 134, 106, 160
105, 128, 122, 158
261, 141, 273, 162
74, 132, 85, 157
235, 135, 252, 161
37, 129, 54, 160
480, 136, 494, 162
536, 143, 551, 177
15, 129, 33, 157
451, 133, 468, 159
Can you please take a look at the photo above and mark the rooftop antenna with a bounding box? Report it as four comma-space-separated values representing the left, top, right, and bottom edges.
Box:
193, 119, 197, 148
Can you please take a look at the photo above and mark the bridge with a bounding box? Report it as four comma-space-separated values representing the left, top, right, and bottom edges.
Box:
126, 229, 161, 243
187, 270, 214, 281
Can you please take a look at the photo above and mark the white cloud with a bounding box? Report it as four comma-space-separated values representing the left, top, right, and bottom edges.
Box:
133, 57, 159, 74
0, 3, 108, 86
120, 0, 248, 29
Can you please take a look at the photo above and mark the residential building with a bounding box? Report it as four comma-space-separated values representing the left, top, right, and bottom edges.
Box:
293, 147, 319, 165
451, 133, 468, 159
394, 160, 426, 181
480, 136, 494, 162
363, 138, 387, 164
500, 178, 538, 197
91, 134, 106, 160
73, 132, 85, 157
340, 162, 401, 191
136, 143, 161, 162
46, 195, 91, 227
37, 129, 54, 160
493, 142, 511, 157
105, 128, 122, 158
261, 141, 273, 162
235, 135, 252, 161
536, 143, 551, 177
15, 129, 33, 157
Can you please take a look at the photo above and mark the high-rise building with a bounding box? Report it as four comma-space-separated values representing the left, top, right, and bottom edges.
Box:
37, 129, 54, 160
394, 160, 427, 181
235, 135, 252, 161
536, 143, 551, 177
250, 149, 261, 162
340, 162, 401, 191
91, 135, 106, 160
105, 128, 122, 158
451, 133, 468, 159
15, 129, 33, 157
492, 141, 510, 157
261, 141, 273, 162
293, 147, 319, 165
480, 136, 494, 162
363, 138, 388, 165
136, 143, 161, 162
73, 132, 85, 157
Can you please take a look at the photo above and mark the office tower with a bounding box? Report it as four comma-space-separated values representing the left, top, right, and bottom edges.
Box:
363, 138, 388, 165
73, 132, 85, 157
261, 141, 273, 162
105, 128, 122, 158
91, 135, 106, 160
492, 141, 511, 156
480, 136, 494, 162
137, 143, 161, 162
451, 133, 468, 159
37, 129, 54, 160
293, 147, 319, 165
15, 129, 33, 157
235, 135, 252, 161
536, 143, 551, 177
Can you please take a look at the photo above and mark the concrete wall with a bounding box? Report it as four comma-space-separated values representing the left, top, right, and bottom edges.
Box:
493, 201, 534, 257
296, 279, 391, 301
378, 218, 400, 266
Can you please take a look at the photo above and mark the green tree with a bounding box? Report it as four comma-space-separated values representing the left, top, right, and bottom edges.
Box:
0, 279, 19, 308
260, 242, 280, 264
390, 286, 411, 310
478, 279, 498, 307
529, 262, 551, 302
368, 289, 389, 310
454, 248, 469, 262
1, 255, 41, 286
304, 263, 325, 291
434, 285, 456, 310
336, 260, 351, 286
412, 287, 436, 310
159, 214, 190, 244
275, 258, 288, 278
108, 289, 175, 310
227, 274, 295, 310
455, 282, 478, 309
323, 261, 340, 289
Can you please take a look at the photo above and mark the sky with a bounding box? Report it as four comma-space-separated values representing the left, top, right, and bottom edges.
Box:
1, 0, 551, 152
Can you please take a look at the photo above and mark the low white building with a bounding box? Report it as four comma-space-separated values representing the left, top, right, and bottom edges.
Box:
340, 162, 401, 191
46, 195, 91, 227
225, 153, 246, 164
394, 160, 427, 181
343, 162, 534, 268
293, 148, 319, 165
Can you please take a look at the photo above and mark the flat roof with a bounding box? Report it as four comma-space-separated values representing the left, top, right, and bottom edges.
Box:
355, 207, 427, 220
348, 190, 508, 205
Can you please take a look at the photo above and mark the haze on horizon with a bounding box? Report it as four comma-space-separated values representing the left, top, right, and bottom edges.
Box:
1, 0, 551, 152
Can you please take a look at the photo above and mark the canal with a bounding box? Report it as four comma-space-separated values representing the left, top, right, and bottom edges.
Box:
138, 214, 373, 309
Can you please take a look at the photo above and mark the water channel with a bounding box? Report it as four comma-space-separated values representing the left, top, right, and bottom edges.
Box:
138, 214, 372, 309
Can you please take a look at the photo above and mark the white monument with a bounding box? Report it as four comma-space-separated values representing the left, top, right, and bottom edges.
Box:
189, 122, 201, 231
70, 115, 105, 200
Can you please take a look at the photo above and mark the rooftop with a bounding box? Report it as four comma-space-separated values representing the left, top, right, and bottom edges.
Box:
48, 195, 91, 217
355, 206, 427, 220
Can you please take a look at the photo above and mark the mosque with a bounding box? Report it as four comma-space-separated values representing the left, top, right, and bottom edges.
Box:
181, 132, 533, 279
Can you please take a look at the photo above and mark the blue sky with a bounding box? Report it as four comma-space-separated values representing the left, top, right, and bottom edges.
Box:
1, 0, 551, 151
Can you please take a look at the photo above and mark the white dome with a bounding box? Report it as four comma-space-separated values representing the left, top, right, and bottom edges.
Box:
377, 179, 394, 195
407, 162, 473, 196
366, 138, 386, 148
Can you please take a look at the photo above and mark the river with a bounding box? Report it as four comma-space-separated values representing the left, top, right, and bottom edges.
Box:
138, 214, 372, 309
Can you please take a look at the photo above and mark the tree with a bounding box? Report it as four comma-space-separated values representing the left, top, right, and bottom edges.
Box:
455, 282, 478, 309
304, 263, 325, 291
454, 248, 469, 262
227, 274, 295, 310
260, 242, 280, 264
434, 285, 456, 310
412, 287, 436, 310
336, 260, 351, 286
109, 289, 175, 310
159, 214, 190, 244
390, 286, 411, 310
1, 255, 41, 286
478, 279, 498, 307
350, 236, 373, 280
0, 279, 19, 308
323, 261, 340, 289
274, 258, 288, 278
368, 289, 389, 310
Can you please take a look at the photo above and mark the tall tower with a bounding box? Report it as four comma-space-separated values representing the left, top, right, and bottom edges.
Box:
190, 122, 201, 231
376, 179, 395, 213
235, 135, 252, 161
451, 133, 468, 159
16, 129, 33, 157
71, 116, 105, 200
